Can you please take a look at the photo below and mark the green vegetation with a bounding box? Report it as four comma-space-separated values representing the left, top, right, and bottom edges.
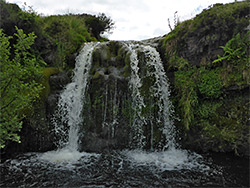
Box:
172, 31, 249, 153
0, 0, 114, 68
0, 0, 114, 148
162, 1, 249, 154
198, 67, 223, 99
161, 1, 250, 154
41, 13, 112, 68
0, 28, 45, 148
174, 67, 198, 130
162, 1, 249, 70
213, 32, 249, 65
214, 32, 250, 87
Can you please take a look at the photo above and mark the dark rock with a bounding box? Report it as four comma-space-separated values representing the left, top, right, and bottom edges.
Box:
81, 42, 132, 151
46, 91, 61, 115
49, 72, 71, 91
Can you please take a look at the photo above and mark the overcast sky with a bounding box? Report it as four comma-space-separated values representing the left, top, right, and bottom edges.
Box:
8, 0, 240, 40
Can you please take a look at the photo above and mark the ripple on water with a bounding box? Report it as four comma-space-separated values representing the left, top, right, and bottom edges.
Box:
0, 150, 248, 188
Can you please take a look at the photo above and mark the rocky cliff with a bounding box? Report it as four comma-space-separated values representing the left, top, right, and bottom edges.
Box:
160, 1, 249, 156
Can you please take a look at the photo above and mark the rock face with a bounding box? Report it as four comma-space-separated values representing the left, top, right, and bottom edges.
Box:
44, 41, 173, 152
159, 1, 250, 157
80, 42, 132, 152
46, 72, 71, 115
160, 2, 250, 68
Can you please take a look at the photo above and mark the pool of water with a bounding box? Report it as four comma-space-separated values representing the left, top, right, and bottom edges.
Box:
0, 149, 249, 187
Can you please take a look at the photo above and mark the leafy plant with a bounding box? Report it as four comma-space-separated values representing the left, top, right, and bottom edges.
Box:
0, 27, 45, 148
197, 100, 222, 119
213, 32, 250, 65
174, 67, 198, 130
213, 31, 250, 87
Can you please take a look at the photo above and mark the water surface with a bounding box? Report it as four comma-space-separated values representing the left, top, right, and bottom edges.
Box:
1, 150, 248, 187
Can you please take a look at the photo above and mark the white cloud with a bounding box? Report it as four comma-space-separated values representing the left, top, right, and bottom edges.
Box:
8, 0, 239, 40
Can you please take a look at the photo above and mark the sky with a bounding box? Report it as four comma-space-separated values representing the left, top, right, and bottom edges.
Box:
8, 0, 240, 41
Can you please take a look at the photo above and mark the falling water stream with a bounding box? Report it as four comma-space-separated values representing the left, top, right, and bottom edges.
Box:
41, 42, 100, 163
0, 42, 249, 188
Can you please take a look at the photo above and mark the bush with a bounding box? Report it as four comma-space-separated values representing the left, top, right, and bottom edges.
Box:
85, 13, 114, 39
0, 27, 45, 148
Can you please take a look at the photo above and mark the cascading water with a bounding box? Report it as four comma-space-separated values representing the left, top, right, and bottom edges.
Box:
41, 42, 99, 162
141, 45, 176, 149
124, 43, 146, 149
45, 41, 190, 159
120, 42, 187, 169
41, 41, 185, 163
124, 42, 175, 150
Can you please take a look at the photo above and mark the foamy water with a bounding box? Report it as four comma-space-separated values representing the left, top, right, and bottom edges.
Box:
122, 148, 209, 171
40, 148, 87, 163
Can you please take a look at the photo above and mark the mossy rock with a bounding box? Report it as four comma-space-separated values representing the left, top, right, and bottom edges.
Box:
161, 1, 250, 67
183, 90, 250, 156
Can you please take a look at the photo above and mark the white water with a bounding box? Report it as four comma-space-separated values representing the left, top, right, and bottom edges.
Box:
124, 42, 175, 149
125, 43, 146, 149
122, 148, 209, 172
40, 148, 90, 163
141, 45, 175, 149
120, 42, 208, 170
42, 43, 99, 162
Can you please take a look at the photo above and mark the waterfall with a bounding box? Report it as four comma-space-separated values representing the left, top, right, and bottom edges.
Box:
52, 42, 98, 151
47, 41, 175, 156
141, 45, 176, 149
124, 42, 175, 150
38, 41, 205, 173
124, 43, 146, 149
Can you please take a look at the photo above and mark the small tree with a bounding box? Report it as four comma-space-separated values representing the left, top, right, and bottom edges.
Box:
0, 27, 45, 148
85, 13, 114, 39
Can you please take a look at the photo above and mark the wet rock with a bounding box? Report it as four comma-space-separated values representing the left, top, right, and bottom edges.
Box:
49, 72, 71, 91
79, 42, 133, 151
46, 72, 71, 116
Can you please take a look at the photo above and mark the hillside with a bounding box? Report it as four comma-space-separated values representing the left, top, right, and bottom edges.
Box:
160, 1, 249, 155
0, 0, 113, 68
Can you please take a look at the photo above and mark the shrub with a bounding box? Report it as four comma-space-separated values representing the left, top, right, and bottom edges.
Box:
0, 27, 45, 148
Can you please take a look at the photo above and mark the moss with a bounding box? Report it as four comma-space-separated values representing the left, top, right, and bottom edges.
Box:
196, 92, 250, 154
198, 67, 223, 98
92, 71, 102, 79
161, 1, 249, 69
40, 67, 59, 99
123, 64, 131, 77
174, 66, 199, 130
